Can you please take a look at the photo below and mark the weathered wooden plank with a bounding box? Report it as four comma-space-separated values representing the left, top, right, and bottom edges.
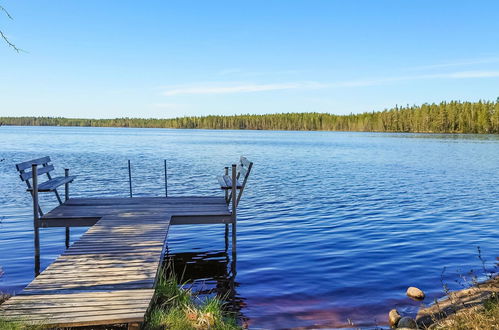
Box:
35, 272, 158, 281
2, 313, 146, 327
171, 215, 233, 225
41, 262, 158, 270
68, 243, 164, 249
46, 204, 229, 212
40, 218, 100, 227
1, 300, 152, 310
54, 253, 161, 260
19, 164, 55, 181
64, 196, 226, 206
27, 176, 76, 192
1, 311, 146, 323
8, 289, 154, 300
22, 284, 156, 294
28, 272, 156, 281
15, 156, 51, 171
1, 308, 151, 319
24, 280, 156, 289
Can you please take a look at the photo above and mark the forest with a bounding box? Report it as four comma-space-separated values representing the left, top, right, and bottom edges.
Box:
1, 100, 498, 134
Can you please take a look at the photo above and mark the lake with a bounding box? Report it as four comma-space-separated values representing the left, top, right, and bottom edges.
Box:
0, 126, 498, 329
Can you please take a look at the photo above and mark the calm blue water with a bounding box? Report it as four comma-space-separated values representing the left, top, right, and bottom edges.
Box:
0, 126, 498, 329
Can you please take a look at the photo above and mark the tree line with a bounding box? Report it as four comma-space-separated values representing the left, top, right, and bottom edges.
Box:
1, 100, 499, 134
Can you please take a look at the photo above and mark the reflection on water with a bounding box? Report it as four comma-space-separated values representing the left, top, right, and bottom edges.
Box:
163, 248, 247, 324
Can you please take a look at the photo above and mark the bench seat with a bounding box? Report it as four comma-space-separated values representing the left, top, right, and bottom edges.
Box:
218, 175, 242, 190
27, 176, 76, 192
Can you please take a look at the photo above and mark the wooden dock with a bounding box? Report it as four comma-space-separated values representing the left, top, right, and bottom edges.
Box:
1, 157, 253, 328
0, 197, 232, 328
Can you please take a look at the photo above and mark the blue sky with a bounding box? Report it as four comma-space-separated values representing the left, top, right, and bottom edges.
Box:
1, 1, 499, 119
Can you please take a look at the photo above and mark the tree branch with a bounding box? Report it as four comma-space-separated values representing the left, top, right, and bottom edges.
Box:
0, 4, 22, 52
0, 29, 20, 52
0, 5, 13, 20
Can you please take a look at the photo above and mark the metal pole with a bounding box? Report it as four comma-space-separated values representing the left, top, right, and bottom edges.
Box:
64, 168, 70, 249
231, 164, 237, 256
128, 160, 133, 198
32, 164, 40, 276
165, 159, 168, 197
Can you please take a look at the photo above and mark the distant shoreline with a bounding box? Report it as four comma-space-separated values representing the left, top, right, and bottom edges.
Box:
1, 100, 498, 134
1, 124, 498, 136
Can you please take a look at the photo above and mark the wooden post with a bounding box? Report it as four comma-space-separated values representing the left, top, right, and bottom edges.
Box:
224, 227, 229, 252
224, 166, 229, 203
224, 166, 229, 242
165, 159, 168, 197
32, 164, 40, 276
64, 168, 70, 249
128, 160, 133, 198
231, 164, 237, 255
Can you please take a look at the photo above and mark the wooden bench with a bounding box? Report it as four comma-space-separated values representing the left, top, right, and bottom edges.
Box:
15, 156, 76, 256
16, 156, 76, 203
218, 156, 253, 205
218, 156, 253, 255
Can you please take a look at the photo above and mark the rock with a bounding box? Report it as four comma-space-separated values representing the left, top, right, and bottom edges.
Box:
388, 309, 401, 327
397, 316, 417, 329
406, 286, 425, 301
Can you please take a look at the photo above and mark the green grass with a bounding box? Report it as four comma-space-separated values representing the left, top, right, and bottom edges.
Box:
0, 318, 47, 330
144, 272, 241, 330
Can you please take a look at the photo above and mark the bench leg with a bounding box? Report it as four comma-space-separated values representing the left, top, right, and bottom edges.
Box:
231, 164, 237, 256
65, 227, 70, 248
231, 224, 237, 277
232, 222, 236, 255
32, 164, 41, 276
34, 225, 40, 276
64, 169, 70, 249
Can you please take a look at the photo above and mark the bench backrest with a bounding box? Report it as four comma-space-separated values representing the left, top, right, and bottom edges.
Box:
236, 156, 252, 204
15, 156, 55, 182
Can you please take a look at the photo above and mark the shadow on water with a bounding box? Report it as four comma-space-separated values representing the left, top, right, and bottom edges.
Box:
162, 249, 247, 323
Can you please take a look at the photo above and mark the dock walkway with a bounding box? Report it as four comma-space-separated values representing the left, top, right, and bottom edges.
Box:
0, 196, 232, 328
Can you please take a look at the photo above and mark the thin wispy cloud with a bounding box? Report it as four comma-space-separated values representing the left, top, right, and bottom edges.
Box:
162, 70, 499, 96
434, 70, 499, 78
217, 68, 305, 77
152, 103, 185, 109
408, 57, 499, 70
163, 82, 326, 96
335, 70, 499, 87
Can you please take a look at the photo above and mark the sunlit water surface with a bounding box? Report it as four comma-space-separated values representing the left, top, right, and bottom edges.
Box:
0, 126, 498, 329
